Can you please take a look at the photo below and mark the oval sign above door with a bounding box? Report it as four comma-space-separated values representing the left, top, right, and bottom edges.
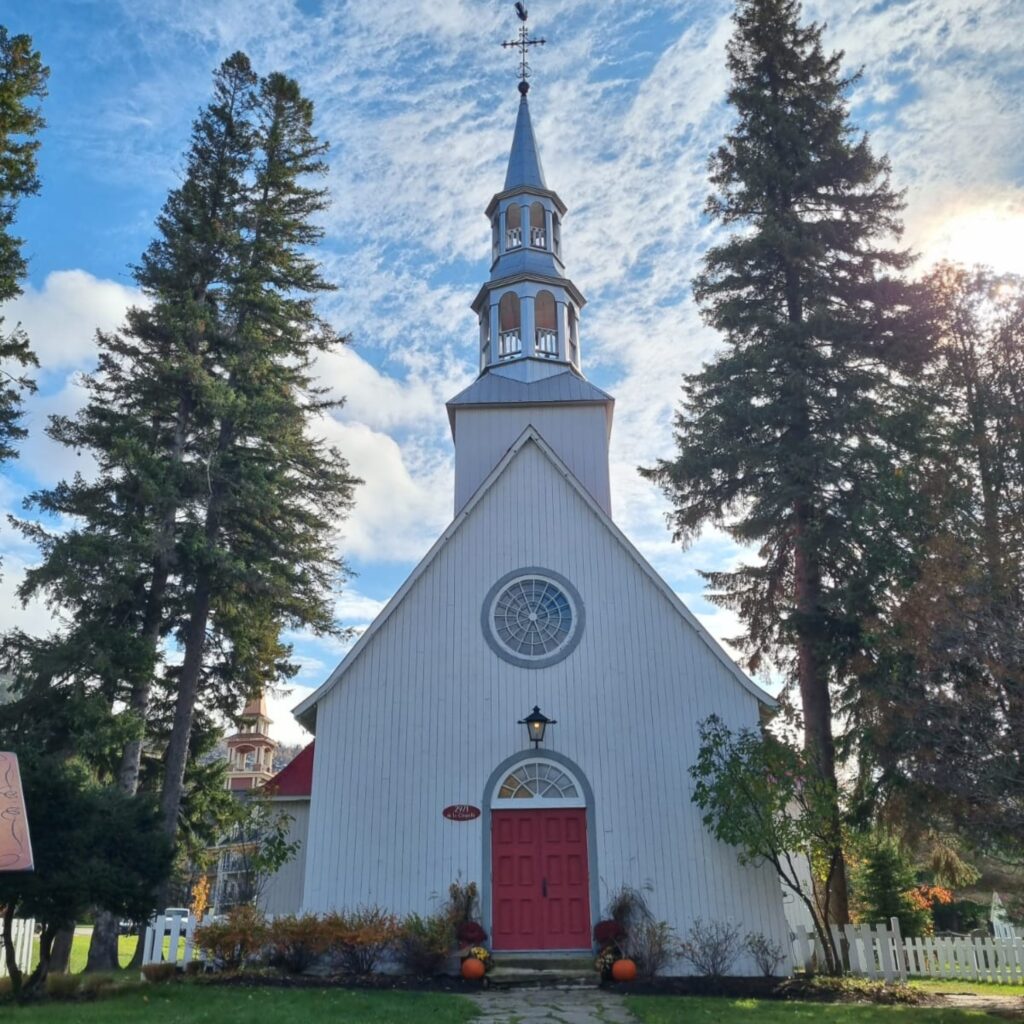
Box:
443, 804, 481, 821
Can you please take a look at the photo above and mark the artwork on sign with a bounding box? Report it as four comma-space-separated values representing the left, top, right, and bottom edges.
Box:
443, 804, 481, 822
0, 752, 34, 872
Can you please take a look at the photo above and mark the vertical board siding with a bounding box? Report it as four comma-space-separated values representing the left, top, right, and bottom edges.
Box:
454, 406, 611, 516
303, 441, 788, 973
260, 800, 310, 917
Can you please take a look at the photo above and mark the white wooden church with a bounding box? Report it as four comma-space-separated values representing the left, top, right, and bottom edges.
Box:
264, 72, 790, 971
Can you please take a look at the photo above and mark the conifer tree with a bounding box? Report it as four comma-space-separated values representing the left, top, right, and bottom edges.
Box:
7, 54, 358, 966
158, 70, 358, 844
0, 28, 47, 488
642, 0, 926, 922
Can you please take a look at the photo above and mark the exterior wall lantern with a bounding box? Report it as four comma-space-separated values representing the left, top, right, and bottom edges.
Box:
519, 706, 556, 748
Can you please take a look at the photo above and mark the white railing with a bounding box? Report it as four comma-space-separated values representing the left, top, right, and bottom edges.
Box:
535, 328, 558, 357
792, 918, 1024, 984
142, 911, 197, 969
505, 227, 522, 250
0, 918, 34, 978
499, 329, 522, 358
530, 227, 546, 248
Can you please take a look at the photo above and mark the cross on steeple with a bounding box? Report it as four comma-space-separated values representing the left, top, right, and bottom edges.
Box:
501, 3, 545, 94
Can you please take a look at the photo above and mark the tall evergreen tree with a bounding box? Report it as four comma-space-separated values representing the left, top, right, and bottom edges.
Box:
0, 28, 47, 492
642, 0, 926, 922
158, 69, 358, 846
6, 54, 358, 966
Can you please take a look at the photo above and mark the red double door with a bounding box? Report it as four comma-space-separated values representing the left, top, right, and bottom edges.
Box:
491, 808, 591, 951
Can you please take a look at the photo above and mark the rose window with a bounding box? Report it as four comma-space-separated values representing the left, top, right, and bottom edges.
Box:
482, 569, 584, 668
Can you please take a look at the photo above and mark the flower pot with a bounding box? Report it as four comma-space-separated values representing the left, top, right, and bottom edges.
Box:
611, 958, 637, 982
461, 956, 486, 980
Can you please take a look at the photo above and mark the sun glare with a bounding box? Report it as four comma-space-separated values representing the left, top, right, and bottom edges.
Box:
918, 205, 1024, 275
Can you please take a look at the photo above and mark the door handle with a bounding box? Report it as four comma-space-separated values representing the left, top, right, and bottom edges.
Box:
542, 878, 548, 897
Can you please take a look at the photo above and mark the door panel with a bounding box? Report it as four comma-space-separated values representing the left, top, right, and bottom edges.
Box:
491, 808, 591, 950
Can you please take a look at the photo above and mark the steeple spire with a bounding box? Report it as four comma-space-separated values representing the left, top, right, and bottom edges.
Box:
504, 92, 547, 190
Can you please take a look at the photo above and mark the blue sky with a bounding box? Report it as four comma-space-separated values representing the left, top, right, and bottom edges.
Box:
2, 0, 1023, 744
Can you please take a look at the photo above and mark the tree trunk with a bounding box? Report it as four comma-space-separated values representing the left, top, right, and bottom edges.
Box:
2, 906, 22, 995
793, 503, 850, 926
84, 912, 120, 973
159, 565, 215, 841
49, 926, 74, 974
21, 924, 56, 999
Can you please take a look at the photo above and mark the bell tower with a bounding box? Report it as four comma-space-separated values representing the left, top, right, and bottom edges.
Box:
224, 693, 277, 792
447, 10, 614, 516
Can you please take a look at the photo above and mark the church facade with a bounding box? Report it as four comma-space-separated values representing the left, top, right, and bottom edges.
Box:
275, 82, 791, 970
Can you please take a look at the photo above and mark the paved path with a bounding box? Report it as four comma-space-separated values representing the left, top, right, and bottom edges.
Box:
468, 987, 638, 1024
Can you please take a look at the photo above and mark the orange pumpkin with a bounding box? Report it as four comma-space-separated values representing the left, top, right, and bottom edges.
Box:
461, 956, 486, 980
611, 958, 637, 982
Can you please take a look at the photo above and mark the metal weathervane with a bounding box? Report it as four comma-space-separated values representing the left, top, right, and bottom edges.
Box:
501, 2, 546, 93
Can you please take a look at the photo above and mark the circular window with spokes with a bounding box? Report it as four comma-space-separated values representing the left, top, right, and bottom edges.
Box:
482, 568, 584, 668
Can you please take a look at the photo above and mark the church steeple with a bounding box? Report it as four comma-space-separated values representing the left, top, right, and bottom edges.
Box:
448, 8, 614, 517
472, 87, 587, 381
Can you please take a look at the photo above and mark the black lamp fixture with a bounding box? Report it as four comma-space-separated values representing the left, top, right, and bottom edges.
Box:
519, 705, 556, 748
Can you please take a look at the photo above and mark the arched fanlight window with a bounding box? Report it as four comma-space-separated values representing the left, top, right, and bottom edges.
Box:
529, 201, 546, 249
535, 290, 557, 358
498, 292, 522, 359
505, 204, 522, 250
493, 760, 584, 805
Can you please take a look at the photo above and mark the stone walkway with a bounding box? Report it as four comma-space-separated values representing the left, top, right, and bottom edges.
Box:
468, 987, 638, 1023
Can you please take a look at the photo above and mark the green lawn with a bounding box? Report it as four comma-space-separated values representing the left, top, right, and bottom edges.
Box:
4, 986, 478, 1023
626, 996, 1006, 1023
32, 936, 140, 974
909, 978, 1024, 998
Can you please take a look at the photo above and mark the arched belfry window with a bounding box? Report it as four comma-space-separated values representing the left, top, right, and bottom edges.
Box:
492, 216, 500, 262
553, 213, 561, 257
568, 303, 579, 364
529, 202, 546, 249
505, 204, 522, 250
498, 292, 522, 359
535, 290, 557, 358
493, 759, 584, 807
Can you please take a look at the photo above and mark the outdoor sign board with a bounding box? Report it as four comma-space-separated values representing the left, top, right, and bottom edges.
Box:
442, 804, 481, 822
0, 752, 34, 872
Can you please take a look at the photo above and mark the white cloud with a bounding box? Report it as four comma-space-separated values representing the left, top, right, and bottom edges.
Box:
320, 417, 452, 563
5, 270, 140, 371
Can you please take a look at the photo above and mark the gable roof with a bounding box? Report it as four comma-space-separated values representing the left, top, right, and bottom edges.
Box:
263, 741, 314, 799
292, 428, 775, 730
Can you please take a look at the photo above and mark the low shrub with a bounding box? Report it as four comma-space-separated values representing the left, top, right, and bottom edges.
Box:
140, 963, 178, 984
396, 912, 456, 975
744, 931, 786, 977
678, 918, 742, 978
631, 920, 676, 979
780, 975, 923, 1005
456, 920, 486, 945
79, 973, 117, 997
195, 904, 268, 969
446, 880, 479, 925
324, 905, 400, 975
45, 973, 82, 999
266, 913, 332, 974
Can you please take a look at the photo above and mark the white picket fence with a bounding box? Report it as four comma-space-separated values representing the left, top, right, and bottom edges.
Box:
0, 918, 35, 978
793, 917, 1024, 984
142, 912, 197, 969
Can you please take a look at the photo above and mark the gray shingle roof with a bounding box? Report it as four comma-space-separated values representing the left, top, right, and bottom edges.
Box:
446, 370, 614, 408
